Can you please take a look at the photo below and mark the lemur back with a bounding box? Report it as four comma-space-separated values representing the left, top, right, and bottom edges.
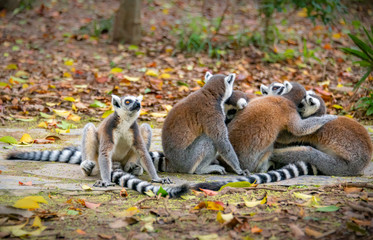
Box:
160, 72, 250, 176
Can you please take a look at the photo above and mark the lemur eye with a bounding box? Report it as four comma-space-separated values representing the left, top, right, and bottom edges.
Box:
298, 103, 304, 108
125, 100, 132, 105
272, 86, 279, 90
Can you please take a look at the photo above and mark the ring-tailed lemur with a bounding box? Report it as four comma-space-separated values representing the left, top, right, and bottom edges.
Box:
273, 93, 372, 176
149, 89, 253, 172
6, 95, 189, 197
159, 72, 251, 175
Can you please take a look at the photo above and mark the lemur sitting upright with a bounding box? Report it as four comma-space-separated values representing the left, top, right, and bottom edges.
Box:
7, 95, 189, 197
191, 82, 338, 191
159, 72, 250, 175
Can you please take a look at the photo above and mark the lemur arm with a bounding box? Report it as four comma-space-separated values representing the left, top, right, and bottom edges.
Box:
204, 116, 250, 176
131, 123, 172, 184
95, 140, 115, 187
287, 113, 337, 136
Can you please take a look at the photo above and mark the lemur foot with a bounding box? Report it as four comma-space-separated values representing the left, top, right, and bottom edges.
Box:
80, 160, 95, 176
93, 180, 115, 188
236, 169, 251, 176
152, 177, 173, 184
112, 162, 122, 171
124, 162, 144, 176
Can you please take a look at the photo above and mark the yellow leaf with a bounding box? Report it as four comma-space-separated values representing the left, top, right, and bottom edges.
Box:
49, 85, 56, 89
337, 83, 344, 88
162, 104, 173, 112
81, 184, 92, 191
67, 114, 81, 122
244, 199, 263, 208
206, 202, 224, 211
255, 91, 262, 95
150, 25, 156, 31
37, 122, 48, 129
53, 109, 70, 118
178, 85, 189, 92
13, 199, 40, 209
216, 212, 234, 224
19, 133, 33, 144
64, 60, 74, 66
32, 216, 42, 228
140, 109, 148, 116
159, 73, 171, 79
149, 112, 167, 118
72, 104, 77, 112
23, 196, 48, 204
22, 84, 28, 89
55, 128, 70, 134
124, 206, 140, 217
297, 8, 307, 17
110, 67, 123, 74
123, 75, 140, 82
318, 80, 330, 86
145, 69, 158, 77
332, 104, 343, 110
63, 72, 72, 78
163, 68, 174, 72
293, 192, 312, 200
345, 114, 353, 119
101, 110, 114, 118
64, 96, 76, 102
46, 102, 58, 107
6, 63, 18, 70
332, 33, 341, 39
162, 8, 169, 15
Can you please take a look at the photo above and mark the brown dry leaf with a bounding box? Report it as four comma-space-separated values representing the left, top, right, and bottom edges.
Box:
344, 187, 363, 193
98, 233, 112, 239
199, 188, 218, 196
120, 188, 128, 198
251, 226, 263, 234
76, 229, 86, 235
289, 224, 305, 238
305, 227, 323, 238
351, 218, 372, 226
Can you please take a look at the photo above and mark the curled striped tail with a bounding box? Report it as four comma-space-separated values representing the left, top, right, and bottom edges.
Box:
191, 161, 318, 191
6, 146, 82, 164
149, 151, 167, 172
111, 169, 188, 198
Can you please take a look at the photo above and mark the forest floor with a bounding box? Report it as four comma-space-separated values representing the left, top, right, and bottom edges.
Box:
0, 0, 373, 239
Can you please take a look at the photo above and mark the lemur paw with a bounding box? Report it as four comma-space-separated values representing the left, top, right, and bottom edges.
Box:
236, 169, 251, 176
124, 162, 144, 176
152, 177, 173, 184
93, 180, 115, 188
80, 160, 95, 176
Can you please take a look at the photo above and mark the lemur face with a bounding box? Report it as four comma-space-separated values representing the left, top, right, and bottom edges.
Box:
260, 81, 292, 96
298, 94, 320, 118
112, 95, 142, 117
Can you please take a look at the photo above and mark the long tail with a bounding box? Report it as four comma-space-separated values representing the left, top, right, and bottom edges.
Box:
6, 146, 82, 164
111, 169, 189, 198
191, 161, 318, 191
149, 151, 167, 172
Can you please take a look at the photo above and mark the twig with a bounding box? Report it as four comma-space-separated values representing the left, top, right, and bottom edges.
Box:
347, 202, 373, 214
289, 187, 321, 194
163, 197, 172, 216
243, 187, 287, 192
324, 182, 373, 189
134, 197, 156, 206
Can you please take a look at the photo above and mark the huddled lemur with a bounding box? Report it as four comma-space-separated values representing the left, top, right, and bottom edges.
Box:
7, 95, 188, 197
272, 90, 372, 176
191, 82, 338, 191
157, 72, 251, 175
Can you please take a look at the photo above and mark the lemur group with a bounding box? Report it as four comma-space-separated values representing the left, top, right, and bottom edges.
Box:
7, 72, 373, 198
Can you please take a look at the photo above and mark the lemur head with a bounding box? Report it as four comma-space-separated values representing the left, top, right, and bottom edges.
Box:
111, 95, 143, 118
298, 93, 326, 118
260, 81, 292, 96
204, 71, 236, 102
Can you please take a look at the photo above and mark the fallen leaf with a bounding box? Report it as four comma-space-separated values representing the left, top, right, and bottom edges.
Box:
120, 188, 128, 197
64, 96, 76, 102
199, 188, 218, 196
90, 100, 107, 108
81, 184, 92, 191
216, 212, 234, 224
149, 112, 167, 118
19, 134, 33, 144
219, 181, 253, 190
0, 136, 18, 144
40, 112, 55, 119
102, 110, 114, 118
316, 205, 339, 212
84, 201, 101, 209
64, 59, 74, 66
145, 69, 158, 77
19, 181, 32, 186
194, 201, 225, 211
159, 73, 171, 79
251, 226, 263, 234
305, 227, 323, 238
293, 192, 312, 200
52, 109, 70, 118
55, 128, 70, 134
98, 233, 113, 239
67, 114, 81, 122
123, 75, 140, 82
156, 186, 168, 197
193, 233, 219, 240
67, 210, 79, 215
351, 218, 372, 226
289, 223, 305, 238
110, 67, 123, 74
31, 216, 42, 228
76, 229, 86, 235
344, 187, 362, 193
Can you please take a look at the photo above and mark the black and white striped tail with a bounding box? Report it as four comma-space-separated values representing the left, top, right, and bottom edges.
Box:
6, 146, 82, 164
191, 161, 318, 191
111, 169, 188, 198
149, 151, 166, 172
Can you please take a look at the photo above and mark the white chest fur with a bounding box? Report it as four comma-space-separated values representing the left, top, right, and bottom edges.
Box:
111, 121, 134, 161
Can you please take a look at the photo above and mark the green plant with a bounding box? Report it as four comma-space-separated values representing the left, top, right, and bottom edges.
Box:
341, 26, 373, 91
78, 17, 113, 38
356, 90, 373, 116
13, 0, 34, 15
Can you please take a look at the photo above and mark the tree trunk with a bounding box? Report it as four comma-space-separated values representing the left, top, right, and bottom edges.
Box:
0, 0, 21, 11
112, 0, 142, 44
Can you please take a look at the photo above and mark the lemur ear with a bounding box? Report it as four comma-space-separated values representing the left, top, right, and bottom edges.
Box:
137, 95, 143, 102
284, 81, 293, 92
224, 73, 236, 85
205, 71, 213, 82
111, 95, 121, 108
260, 84, 269, 95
